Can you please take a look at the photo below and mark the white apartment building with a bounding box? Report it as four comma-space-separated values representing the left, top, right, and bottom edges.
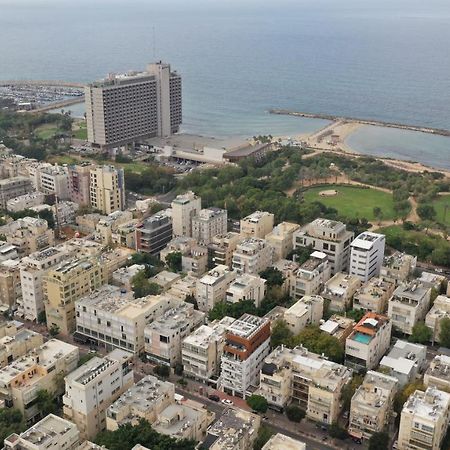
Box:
196, 265, 236, 312
418, 272, 447, 292
75, 288, 179, 354
192, 207, 227, 245
381, 251, 417, 286
265, 222, 300, 261
232, 238, 273, 275
259, 346, 352, 423
159, 236, 196, 263
111, 264, 145, 290
293, 218, 354, 274
353, 277, 395, 314
19, 247, 67, 321
345, 312, 392, 372
240, 211, 274, 239
144, 302, 205, 366
63, 349, 134, 440
349, 232, 386, 282
4, 414, 80, 450
348, 371, 398, 441
290, 251, 331, 300
425, 355, 450, 392
90, 166, 125, 214
226, 273, 267, 307
426, 295, 450, 343
388, 281, 432, 335
283, 295, 324, 335
29, 164, 70, 200
262, 434, 306, 450
321, 272, 361, 312
320, 315, 356, 344
220, 314, 271, 399
6, 192, 45, 212
171, 191, 201, 237
398, 387, 450, 450
0, 177, 33, 209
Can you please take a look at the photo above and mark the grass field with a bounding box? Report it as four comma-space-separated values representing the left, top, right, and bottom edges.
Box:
432, 195, 450, 226
302, 185, 398, 221
48, 155, 79, 165
35, 123, 59, 139
72, 121, 87, 140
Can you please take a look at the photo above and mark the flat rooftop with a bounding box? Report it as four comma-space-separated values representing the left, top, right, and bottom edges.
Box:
226, 314, 268, 339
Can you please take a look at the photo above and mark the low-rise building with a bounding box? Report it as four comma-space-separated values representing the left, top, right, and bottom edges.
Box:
207, 232, 241, 268
265, 222, 300, 261
240, 211, 274, 239
144, 302, 205, 366
353, 277, 394, 314
345, 313, 391, 372
388, 281, 432, 335
226, 273, 267, 307
63, 349, 134, 440
348, 371, 398, 441
151, 271, 181, 290
6, 192, 45, 212
319, 315, 356, 344
261, 433, 306, 450
418, 272, 447, 292
182, 245, 208, 277
321, 272, 361, 312
112, 264, 145, 291
192, 208, 228, 245
272, 259, 299, 295
349, 232, 385, 282
425, 355, 450, 391
0, 176, 33, 209
381, 251, 417, 285
426, 295, 450, 343
135, 210, 173, 254
398, 387, 450, 450
232, 238, 273, 275
53, 200, 79, 225
283, 295, 324, 335
160, 236, 196, 263
0, 244, 18, 262
166, 275, 197, 301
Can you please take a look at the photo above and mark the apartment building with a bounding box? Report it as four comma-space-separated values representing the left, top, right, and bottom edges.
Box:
167, 275, 197, 301
424, 355, 450, 391
203, 407, 261, 450
379, 340, 427, 387
398, 387, 450, 450
240, 211, 274, 239
196, 265, 236, 312
226, 274, 267, 307
348, 371, 398, 441
19, 247, 67, 321
181, 245, 208, 277
232, 238, 273, 275
345, 313, 392, 372
0, 260, 21, 311
381, 251, 417, 286
207, 232, 241, 268
63, 349, 134, 440
44, 258, 107, 335
259, 346, 352, 423
265, 222, 300, 260
349, 232, 386, 282
388, 282, 432, 335
293, 218, 354, 274
290, 251, 331, 300
75, 288, 178, 354
4, 414, 80, 450
53, 200, 79, 226
0, 155, 32, 179
320, 315, 356, 344
89, 165, 125, 214
135, 211, 173, 254
159, 236, 196, 263
171, 191, 201, 237
353, 277, 395, 314
192, 207, 228, 245
111, 264, 145, 290
418, 272, 447, 292
68, 163, 94, 206
0, 244, 18, 262
30, 164, 70, 199
6, 192, 45, 212
272, 259, 299, 295
182, 317, 235, 384
220, 314, 270, 398
321, 272, 361, 312
0, 339, 79, 422
283, 295, 324, 335
262, 434, 306, 450
144, 302, 205, 366
0, 176, 33, 209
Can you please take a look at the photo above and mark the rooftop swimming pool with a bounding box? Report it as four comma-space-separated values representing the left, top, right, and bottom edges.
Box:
352, 332, 372, 344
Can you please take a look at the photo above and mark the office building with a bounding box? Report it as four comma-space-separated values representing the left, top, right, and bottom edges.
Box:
283, 295, 324, 335
293, 218, 354, 274
265, 222, 300, 260
345, 313, 391, 372
196, 265, 236, 312
220, 314, 270, 398
0, 177, 33, 209
426, 295, 450, 343
135, 210, 172, 254
226, 274, 267, 307
240, 211, 274, 239
424, 355, 450, 392
192, 207, 227, 245
262, 433, 306, 450
387, 281, 432, 335
348, 371, 398, 441
207, 232, 241, 269
89, 166, 125, 214
321, 272, 361, 312
398, 387, 450, 450
63, 349, 134, 440
171, 191, 201, 237
353, 277, 394, 314
68, 163, 94, 206
6, 192, 45, 212
232, 238, 273, 275
381, 251, 417, 285
349, 232, 386, 282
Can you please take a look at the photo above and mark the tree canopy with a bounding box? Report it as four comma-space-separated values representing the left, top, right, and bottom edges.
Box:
131, 270, 162, 299
440, 318, 450, 348
166, 252, 182, 272
259, 267, 284, 288
270, 320, 293, 348
368, 432, 390, 450
409, 321, 432, 344
285, 404, 305, 422
0, 408, 26, 443
246, 395, 268, 413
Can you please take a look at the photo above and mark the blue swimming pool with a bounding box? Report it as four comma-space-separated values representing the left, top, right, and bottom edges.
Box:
352, 332, 372, 344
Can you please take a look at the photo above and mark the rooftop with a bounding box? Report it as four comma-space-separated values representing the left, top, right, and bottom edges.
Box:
352, 370, 398, 409
351, 232, 385, 250
403, 387, 450, 420
262, 433, 306, 450
426, 355, 450, 382
199, 265, 234, 286
241, 211, 273, 224
226, 314, 268, 339
182, 317, 234, 349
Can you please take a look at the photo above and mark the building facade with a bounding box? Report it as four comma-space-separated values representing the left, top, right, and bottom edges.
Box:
171, 191, 201, 238
89, 166, 125, 214
349, 232, 386, 282
192, 208, 227, 245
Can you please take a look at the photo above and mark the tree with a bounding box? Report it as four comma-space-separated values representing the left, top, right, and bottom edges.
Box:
328, 423, 348, 440
285, 404, 305, 422
246, 395, 268, 413
208, 300, 257, 321
270, 320, 293, 348
373, 207, 383, 223
36, 389, 57, 416
37, 310, 47, 324
439, 318, 450, 347
341, 375, 364, 411
0, 408, 26, 443
290, 245, 313, 265
174, 363, 184, 376
394, 381, 425, 424
154, 365, 170, 378
166, 252, 182, 272
346, 308, 365, 322
253, 425, 274, 450
185, 294, 198, 310
417, 204, 437, 221
409, 321, 432, 344
49, 324, 59, 336
369, 432, 389, 450
259, 267, 284, 287
131, 270, 161, 298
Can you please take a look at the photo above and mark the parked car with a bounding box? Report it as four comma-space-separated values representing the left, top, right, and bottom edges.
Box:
208, 394, 220, 402
221, 399, 233, 406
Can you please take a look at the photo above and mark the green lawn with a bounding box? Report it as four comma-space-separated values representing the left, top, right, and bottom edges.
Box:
35, 123, 59, 139
302, 185, 398, 221
432, 195, 450, 226
72, 121, 87, 140
48, 155, 79, 165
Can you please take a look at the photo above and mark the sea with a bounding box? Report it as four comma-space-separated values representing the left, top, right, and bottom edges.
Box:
1, 0, 450, 168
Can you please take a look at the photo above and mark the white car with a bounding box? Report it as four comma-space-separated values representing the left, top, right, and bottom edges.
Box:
221, 399, 233, 406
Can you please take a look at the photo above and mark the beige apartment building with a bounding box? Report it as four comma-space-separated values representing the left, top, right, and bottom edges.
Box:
321, 272, 361, 312
265, 222, 300, 260
272, 259, 300, 294
320, 314, 356, 344
240, 211, 274, 239
0, 176, 33, 209
353, 277, 395, 314
63, 349, 134, 440
181, 245, 208, 277
398, 387, 450, 450
381, 251, 417, 286
424, 355, 450, 392
68, 162, 94, 206
425, 295, 450, 343
6, 191, 45, 212
388, 281, 432, 335
44, 258, 107, 335
0, 260, 21, 311
0, 339, 79, 422
89, 166, 125, 214
159, 236, 197, 263
293, 218, 354, 274
196, 264, 237, 312
348, 371, 398, 441
192, 207, 227, 245
207, 231, 241, 268
259, 346, 352, 423
283, 295, 324, 335
262, 433, 306, 450
232, 238, 273, 275
226, 273, 267, 307
171, 191, 201, 237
